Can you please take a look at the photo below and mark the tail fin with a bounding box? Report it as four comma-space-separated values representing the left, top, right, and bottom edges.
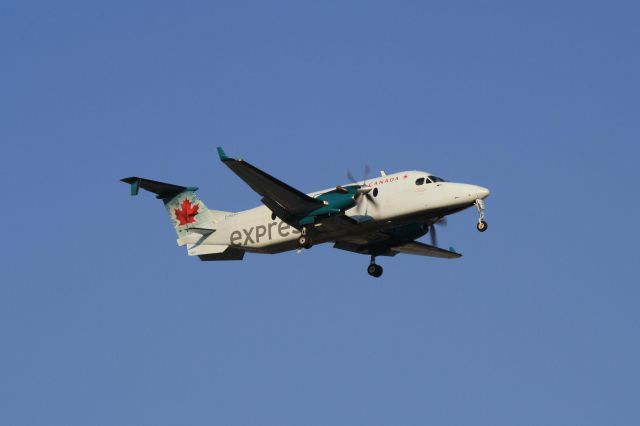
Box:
121, 177, 230, 236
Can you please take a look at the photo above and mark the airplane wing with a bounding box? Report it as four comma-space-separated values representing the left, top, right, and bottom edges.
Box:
332, 219, 462, 259
217, 147, 324, 220
390, 241, 462, 258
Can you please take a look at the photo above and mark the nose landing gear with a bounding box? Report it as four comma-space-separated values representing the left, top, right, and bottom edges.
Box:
475, 199, 488, 232
367, 256, 383, 277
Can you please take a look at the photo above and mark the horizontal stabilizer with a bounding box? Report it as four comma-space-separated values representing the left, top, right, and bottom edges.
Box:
188, 244, 229, 256
177, 228, 215, 246
121, 177, 198, 199
184, 227, 215, 235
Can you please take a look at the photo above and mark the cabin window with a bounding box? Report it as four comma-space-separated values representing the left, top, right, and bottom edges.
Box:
373, 188, 378, 197
415, 178, 425, 185
271, 212, 277, 220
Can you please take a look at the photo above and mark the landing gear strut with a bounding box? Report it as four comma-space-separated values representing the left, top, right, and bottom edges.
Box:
298, 227, 313, 249
367, 256, 383, 278
475, 199, 488, 232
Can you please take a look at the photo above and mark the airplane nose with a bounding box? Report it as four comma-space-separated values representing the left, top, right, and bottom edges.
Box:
476, 187, 490, 199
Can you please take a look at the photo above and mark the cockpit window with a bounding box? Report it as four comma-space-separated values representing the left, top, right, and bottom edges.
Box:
429, 175, 446, 183
415, 177, 425, 185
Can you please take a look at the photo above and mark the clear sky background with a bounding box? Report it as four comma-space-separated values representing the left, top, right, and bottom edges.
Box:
1, 1, 639, 425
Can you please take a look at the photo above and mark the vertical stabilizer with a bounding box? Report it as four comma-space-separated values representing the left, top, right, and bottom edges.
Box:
121, 177, 232, 237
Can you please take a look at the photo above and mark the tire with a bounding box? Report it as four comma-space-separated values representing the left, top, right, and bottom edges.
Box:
373, 265, 383, 277
477, 220, 488, 232
367, 264, 378, 276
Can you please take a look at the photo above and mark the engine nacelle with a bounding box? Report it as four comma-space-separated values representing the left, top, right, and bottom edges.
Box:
297, 186, 360, 225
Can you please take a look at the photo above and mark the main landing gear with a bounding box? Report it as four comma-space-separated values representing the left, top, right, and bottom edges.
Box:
367, 256, 383, 278
475, 199, 488, 232
298, 227, 313, 249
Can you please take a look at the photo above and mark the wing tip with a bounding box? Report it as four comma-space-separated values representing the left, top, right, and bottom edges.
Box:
217, 146, 231, 161
448, 246, 463, 257
121, 177, 141, 195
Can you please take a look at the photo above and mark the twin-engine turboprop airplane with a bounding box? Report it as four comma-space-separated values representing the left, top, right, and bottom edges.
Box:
121, 147, 490, 277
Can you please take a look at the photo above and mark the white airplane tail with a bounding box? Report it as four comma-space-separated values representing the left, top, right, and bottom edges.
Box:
122, 177, 244, 261
121, 176, 232, 238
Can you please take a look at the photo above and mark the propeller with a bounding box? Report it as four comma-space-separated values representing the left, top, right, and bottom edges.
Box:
347, 164, 371, 186
347, 165, 377, 209
427, 217, 448, 247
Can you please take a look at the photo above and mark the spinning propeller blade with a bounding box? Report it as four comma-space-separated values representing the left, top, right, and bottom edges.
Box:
430, 224, 438, 247
347, 165, 377, 208
428, 218, 448, 247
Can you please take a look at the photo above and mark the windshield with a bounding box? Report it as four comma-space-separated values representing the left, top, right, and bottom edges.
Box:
428, 175, 446, 183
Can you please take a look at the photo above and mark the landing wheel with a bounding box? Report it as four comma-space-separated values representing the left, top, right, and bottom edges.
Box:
374, 265, 383, 277
298, 235, 313, 249
477, 220, 488, 232
367, 264, 383, 278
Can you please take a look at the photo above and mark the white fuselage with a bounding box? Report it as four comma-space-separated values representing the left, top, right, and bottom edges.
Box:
189, 171, 489, 254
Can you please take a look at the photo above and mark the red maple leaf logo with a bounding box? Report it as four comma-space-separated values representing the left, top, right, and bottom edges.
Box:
175, 198, 199, 225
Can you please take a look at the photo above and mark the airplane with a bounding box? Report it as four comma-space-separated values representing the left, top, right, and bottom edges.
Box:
121, 147, 490, 277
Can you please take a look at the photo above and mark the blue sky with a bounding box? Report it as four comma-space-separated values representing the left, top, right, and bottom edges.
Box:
1, 1, 639, 425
